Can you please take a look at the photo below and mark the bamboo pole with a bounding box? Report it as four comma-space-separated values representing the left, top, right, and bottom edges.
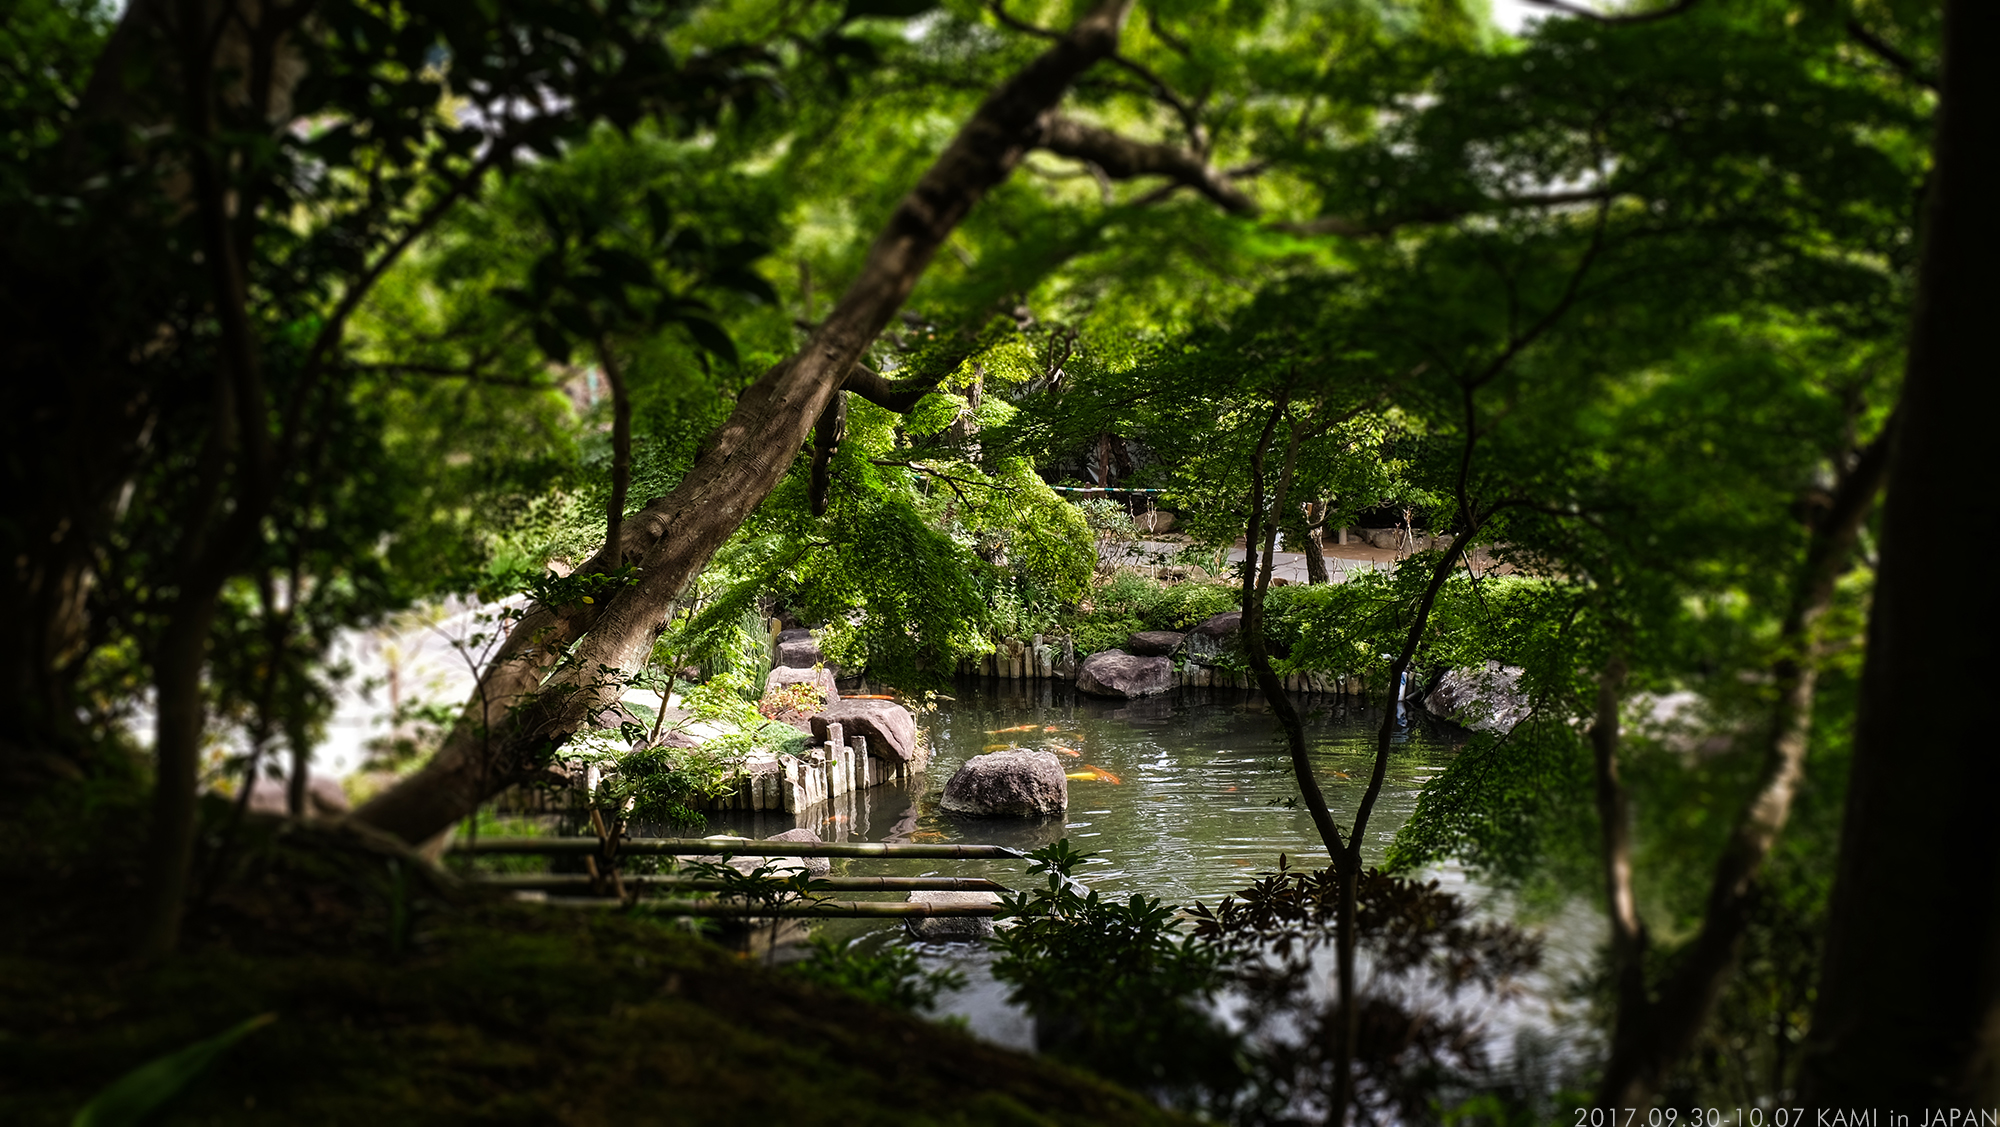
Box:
451, 837, 1028, 859
472, 874, 1013, 893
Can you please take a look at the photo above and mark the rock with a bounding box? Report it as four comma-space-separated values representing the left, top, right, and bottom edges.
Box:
1124, 630, 1185, 657
1184, 611, 1243, 667
652, 725, 703, 749
905, 890, 1003, 941
762, 827, 831, 876
1417, 662, 1530, 734
760, 666, 838, 731
810, 698, 918, 763
244, 773, 349, 817
1627, 691, 1737, 758
1367, 527, 1404, 550
941, 750, 1067, 818
766, 664, 839, 702
776, 636, 824, 669
589, 702, 643, 732
776, 627, 815, 644
1076, 649, 1172, 699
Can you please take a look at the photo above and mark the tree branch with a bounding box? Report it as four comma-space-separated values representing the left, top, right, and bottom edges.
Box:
1844, 19, 1939, 90
809, 392, 847, 518
842, 362, 952, 413
1036, 114, 1255, 213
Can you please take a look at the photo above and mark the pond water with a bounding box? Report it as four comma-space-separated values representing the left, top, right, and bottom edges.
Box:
696, 679, 1597, 1056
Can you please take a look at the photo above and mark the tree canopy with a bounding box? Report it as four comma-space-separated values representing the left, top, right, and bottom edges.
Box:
6, 0, 1989, 1115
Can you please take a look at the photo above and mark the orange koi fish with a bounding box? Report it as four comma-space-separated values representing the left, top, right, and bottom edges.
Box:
1065, 765, 1123, 784
1045, 744, 1082, 757
987, 724, 1039, 734
847, 694, 898, 701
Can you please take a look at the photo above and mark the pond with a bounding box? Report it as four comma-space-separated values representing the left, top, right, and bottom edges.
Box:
695, 679, 1597, 1054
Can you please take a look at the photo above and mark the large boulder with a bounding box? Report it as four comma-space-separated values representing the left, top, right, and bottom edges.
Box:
1184, 611, 1243, 666
940, 750, 1067, 818
1124, 630, 1184, 657
1076, 649, 1172, 699
759, 827, 831, 876
776, 633, 825, 669
1366, 527, 1404, 550
767, 664, 839, 702
1417, 662, 1530, 734
905, 890, 1003, 941
809, 698, 918, 763
760, 666, 838, 731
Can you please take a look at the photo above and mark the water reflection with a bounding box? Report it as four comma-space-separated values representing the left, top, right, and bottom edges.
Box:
703, 679, 1459, 903
696, 679, 1592, 1062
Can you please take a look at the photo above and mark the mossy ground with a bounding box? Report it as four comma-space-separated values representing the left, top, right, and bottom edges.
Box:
0, 782, 1186, 1127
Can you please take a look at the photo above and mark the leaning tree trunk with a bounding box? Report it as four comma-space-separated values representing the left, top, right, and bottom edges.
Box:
1801, 0, 2000, 1107
351, 0, 1140, 847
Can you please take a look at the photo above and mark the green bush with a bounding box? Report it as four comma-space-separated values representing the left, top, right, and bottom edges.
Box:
788, 935, 966, 1013
1066, 573, 1239, 655
1154, 582, 1239, 629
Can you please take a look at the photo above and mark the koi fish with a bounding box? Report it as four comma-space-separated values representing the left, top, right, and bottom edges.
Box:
1084, 764, 1122, 784
1045, 744, 1082, 757
847, 694, 898, 701
1330, 771, 1352, 780
1043, 726, 1063, 732
983, 743, 1015, 750
987, 724, 1039, 734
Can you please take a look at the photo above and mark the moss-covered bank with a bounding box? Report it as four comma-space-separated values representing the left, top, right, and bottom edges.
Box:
0, 801, 1184, 1127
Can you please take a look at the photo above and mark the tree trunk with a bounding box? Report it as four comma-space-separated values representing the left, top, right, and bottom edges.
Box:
1299, 501, 1330, 584
1802, 0, 2000, 1107
1595, 420, 1893, 1108
136, 588, 224, 956
351, 0, 1140, 847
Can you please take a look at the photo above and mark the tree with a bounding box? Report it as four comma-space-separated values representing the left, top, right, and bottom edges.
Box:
1801, 0, 2000, 1107
2, 0, 782, 955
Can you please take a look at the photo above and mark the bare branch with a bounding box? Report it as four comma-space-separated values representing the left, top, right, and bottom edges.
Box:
1037, 114, 1255, 213
1145, 7, 1191, 57
1844, 19, 1939, 90
843, 362, 951, 413
987, 0, 1058, 39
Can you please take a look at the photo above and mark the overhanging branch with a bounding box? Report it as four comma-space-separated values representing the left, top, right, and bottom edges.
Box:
1036, 114, 1255, 213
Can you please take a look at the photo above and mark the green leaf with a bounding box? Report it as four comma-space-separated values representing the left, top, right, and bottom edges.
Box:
72, 1013, 276, 1127
531, 321, 573, 364
677, 317, 739, 367
713, 265, 778, 305
587, 247, 657, 290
